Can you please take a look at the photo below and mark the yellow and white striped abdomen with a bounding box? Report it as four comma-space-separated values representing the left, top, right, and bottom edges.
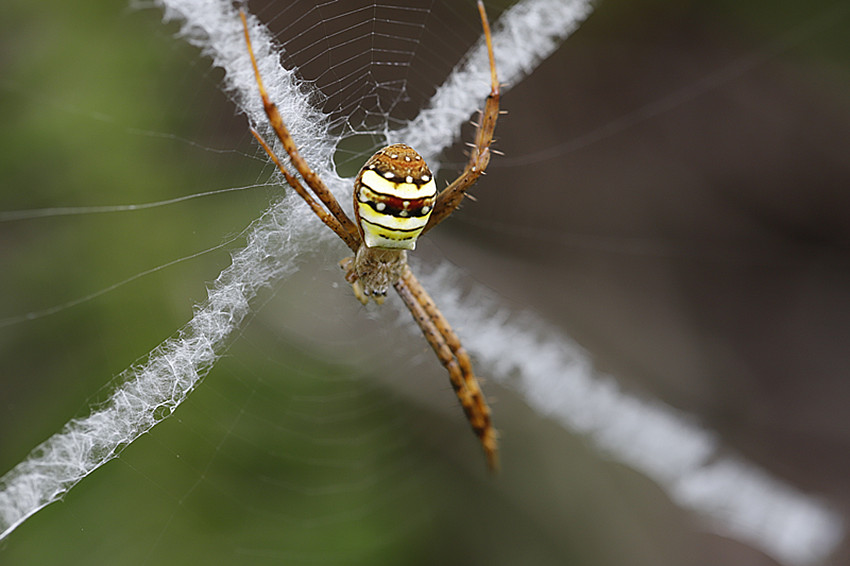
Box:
353, 144, 437, 250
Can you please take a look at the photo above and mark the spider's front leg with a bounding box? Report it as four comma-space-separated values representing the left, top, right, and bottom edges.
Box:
395, 267, 498, 471
339, 257, 368, 305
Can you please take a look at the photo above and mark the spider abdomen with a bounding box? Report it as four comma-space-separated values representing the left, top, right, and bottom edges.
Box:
353, 144, 437, 250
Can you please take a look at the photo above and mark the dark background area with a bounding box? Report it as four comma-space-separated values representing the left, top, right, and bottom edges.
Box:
1, 0, 848, 564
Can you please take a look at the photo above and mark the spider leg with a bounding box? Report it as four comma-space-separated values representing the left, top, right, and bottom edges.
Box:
394, 267, 498, 471
339, 256, 370, 305
241, 10, 361, 253
250, 128, 355, 245
422, 0, 500, 234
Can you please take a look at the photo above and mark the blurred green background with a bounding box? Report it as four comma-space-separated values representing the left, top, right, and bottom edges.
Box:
1, 0, 849, 565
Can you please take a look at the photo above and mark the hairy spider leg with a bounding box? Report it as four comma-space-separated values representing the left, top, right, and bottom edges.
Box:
423, 0, 501, 234
249, 129, 356, 248
241, 10, 361, 252
395, 267, 498, 471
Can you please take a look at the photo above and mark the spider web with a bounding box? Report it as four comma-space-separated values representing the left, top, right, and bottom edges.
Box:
1, 0, 850, 565
254, 0, 451, 133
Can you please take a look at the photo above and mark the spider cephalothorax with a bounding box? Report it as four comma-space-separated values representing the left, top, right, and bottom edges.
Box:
241, 1, 501, 470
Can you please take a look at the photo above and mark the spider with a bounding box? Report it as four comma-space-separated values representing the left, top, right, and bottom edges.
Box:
240, 1, 501, 471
